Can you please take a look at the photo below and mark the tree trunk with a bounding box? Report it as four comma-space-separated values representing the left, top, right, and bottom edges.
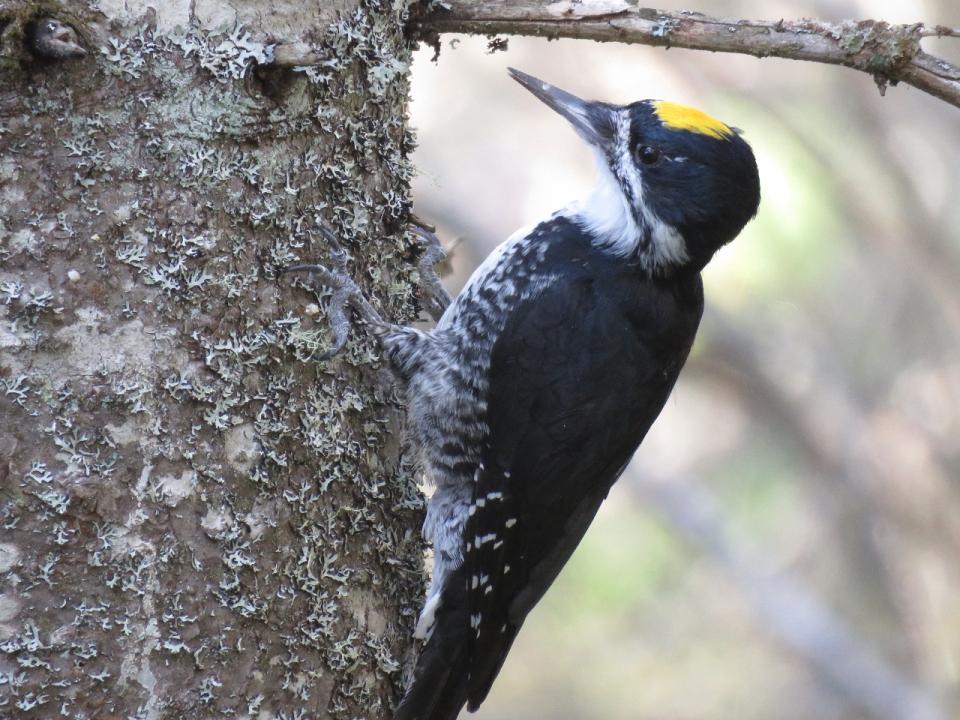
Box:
0, 1, 424, 718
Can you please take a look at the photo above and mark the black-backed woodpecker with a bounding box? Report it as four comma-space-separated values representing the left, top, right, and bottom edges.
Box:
288, 67, 761, 720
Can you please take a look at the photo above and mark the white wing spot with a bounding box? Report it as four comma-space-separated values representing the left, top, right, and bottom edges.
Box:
505, 518, 517, 528
414, 594, 441, 640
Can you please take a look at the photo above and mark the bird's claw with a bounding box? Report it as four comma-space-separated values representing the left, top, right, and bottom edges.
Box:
410, 223, 453, 321
283, 263, 361, 360
284, 234, 391, 360
284, 218, 449, 360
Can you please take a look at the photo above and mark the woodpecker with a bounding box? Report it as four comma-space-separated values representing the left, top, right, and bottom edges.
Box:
288, 68, 760, 720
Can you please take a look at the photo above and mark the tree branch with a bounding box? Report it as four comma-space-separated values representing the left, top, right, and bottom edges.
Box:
414, 2, 960, 109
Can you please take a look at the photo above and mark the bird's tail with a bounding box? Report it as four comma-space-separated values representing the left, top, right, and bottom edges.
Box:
393, 566, 470, 720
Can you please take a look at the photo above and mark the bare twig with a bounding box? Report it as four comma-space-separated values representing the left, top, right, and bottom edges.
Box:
413, 2, 960, 109
631, 473, 945, 720
920, 25, 960, 38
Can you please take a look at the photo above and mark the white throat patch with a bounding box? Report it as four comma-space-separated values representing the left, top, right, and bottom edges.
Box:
571, 109, 689, 270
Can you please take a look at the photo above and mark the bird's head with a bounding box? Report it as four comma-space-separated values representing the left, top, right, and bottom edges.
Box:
509, 68, 760, 274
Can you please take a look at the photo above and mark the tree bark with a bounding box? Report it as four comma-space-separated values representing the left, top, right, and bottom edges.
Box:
0, 1, 424, 718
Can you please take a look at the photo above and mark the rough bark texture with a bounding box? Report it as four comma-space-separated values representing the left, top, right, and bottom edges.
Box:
0, 1, 426, 718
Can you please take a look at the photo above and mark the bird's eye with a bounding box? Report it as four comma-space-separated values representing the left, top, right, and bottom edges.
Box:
636, 145, 661, 165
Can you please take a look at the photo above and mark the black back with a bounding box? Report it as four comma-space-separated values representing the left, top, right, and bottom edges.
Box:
462, 218, 704, 707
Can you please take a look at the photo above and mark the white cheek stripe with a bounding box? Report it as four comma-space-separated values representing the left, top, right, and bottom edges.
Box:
572, 109, 688, 269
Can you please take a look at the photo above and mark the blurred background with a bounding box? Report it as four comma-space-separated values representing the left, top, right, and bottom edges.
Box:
409, 1, 960, 718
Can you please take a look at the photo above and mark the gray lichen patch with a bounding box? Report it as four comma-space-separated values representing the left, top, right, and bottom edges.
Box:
0, 593, 21, 641
0, 544, 19, 574
830, 19, 923, 75
223, 421, 258, 473
51, 311, 161, 375
104, 417, 142, 446
154, 470, 197, 507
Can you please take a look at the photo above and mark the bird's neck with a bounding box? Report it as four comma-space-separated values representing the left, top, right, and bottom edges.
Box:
569, 172, 642, 257
567, 160, 688, 273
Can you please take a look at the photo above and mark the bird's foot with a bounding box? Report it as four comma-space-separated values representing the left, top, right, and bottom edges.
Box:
410, 216, 453, 322
284, 225, 400, 361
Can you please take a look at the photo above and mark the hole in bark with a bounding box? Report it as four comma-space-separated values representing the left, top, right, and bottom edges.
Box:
250, 64, 298, 103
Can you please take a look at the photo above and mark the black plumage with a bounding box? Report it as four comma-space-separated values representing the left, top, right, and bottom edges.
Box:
295, 68, 760, 720
469, 219, 703, 706
393, 216, 705, 720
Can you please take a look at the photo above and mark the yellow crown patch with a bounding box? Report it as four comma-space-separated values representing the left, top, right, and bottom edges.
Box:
652, 101, 732, 140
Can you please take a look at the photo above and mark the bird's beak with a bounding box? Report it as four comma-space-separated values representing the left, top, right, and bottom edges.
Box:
508, 67, 614, 151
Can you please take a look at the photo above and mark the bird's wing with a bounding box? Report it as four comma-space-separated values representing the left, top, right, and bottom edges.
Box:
463, 270, 701, 709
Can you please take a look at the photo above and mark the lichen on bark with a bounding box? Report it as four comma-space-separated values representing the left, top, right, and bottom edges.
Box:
0, 1, 426, 718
